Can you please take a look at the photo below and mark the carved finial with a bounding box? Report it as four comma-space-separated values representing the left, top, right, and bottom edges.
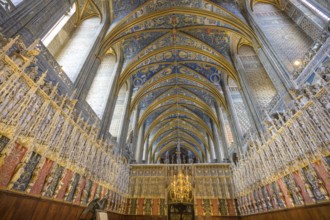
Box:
27, 39, 40, 50
36, 71, 47, 86
50, 83, 59, 98
60, 95, 68, 108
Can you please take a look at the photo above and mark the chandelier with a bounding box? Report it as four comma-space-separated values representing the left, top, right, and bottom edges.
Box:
169, 171, 193, 203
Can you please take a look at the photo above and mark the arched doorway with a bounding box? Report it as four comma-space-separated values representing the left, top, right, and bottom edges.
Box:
168, 203, 194, 220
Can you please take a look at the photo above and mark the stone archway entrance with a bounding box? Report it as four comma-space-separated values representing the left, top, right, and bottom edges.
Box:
168, 203, 194, 220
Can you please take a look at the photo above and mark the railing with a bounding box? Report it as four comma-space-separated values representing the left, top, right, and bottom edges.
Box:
0, 34, 129, 195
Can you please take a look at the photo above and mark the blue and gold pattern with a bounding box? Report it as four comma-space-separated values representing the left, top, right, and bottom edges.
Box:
104, 0, 257, 161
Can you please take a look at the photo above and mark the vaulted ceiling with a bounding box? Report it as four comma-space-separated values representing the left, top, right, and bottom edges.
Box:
101, 0, 258, 163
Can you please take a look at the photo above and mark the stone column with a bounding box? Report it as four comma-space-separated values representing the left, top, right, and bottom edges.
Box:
211, 119, 223, 162
75, 14, 112, 100
146, 140, 151, 164
214, 103, 230, 160
205, 143, 211, 163
98, 55, 124, 138
118, 84, 133, 150
233, 53, 265, 133
2, 0, 71, 41
222, 78, 243, 152
76, 58, 102, 100
143, 135, 149, 163
131, 108, 139, 136
134, 123, 145, 163
207, 133, 217, 162
130, 106, 141, 161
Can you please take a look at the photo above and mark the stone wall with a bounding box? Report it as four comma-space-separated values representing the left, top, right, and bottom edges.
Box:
283, 0, 327, 41
238, 47, 277, 111
45, 7, 77, 57
253, 3, 313, 73
0, 0, 71, 43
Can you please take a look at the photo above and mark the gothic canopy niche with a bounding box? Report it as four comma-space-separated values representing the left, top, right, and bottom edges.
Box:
103, 0, 258, 163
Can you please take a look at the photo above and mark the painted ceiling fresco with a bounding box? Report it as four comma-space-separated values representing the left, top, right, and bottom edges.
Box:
112, 0, 147, 22
105, 0, 255, 163
211, 0, 246, 21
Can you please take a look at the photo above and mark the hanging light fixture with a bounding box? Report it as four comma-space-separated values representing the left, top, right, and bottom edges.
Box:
169, 170, 193, 203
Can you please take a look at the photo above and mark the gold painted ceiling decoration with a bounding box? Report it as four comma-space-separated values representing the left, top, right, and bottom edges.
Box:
75, 0, 103, 24
105, 0, 258, 162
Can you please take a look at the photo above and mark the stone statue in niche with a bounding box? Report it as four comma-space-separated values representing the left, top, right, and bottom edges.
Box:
246, 198, 252, 214
144, 199, 152, 214
82, 180, 92, 204
248, 197, 253, 213
64, 177, 74, 201
52, 172, 65, 197
219, 199, 228, 216
12, 152, 41, 191
270, 190, 278, 209
303, 174, 315, 202
41, 167, 55, 196
303, 167, 328, 201
271, 182, 285, 208
27, 157, 47, 192
203, 199, 211, 216
241, 198, 248, 215
262, 186, 272, 210
284, 175, 304, 206
253, 190, 262, 212
277, 190, 286, 208
42, 164, 63, 197
259, 188, 267, 211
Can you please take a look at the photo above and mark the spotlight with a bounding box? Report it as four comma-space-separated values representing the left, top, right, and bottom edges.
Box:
293, 60, 302, 66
